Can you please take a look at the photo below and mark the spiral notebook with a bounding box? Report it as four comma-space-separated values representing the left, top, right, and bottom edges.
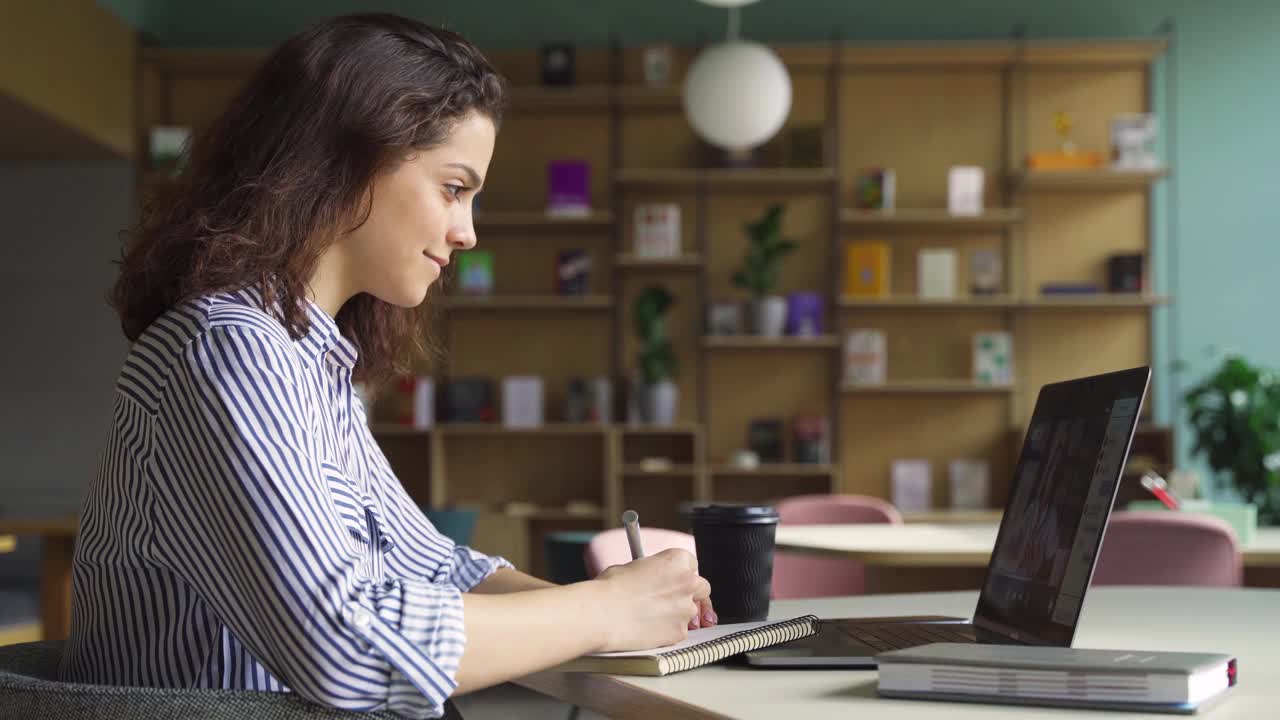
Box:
554, 615, 821, 676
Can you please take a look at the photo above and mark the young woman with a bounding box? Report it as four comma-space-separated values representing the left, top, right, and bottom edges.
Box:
60, 13, 714, 718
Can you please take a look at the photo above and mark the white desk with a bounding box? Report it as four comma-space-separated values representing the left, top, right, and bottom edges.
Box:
775, 524, 1280, 568
517, 588, 1280, 719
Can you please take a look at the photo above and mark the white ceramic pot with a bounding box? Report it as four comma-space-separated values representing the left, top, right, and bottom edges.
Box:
643, 379, 679, 425
751, 296, 788, 337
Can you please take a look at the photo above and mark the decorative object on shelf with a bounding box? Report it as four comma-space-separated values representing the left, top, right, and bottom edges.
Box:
730, 448, 761, 469
793, 415, 830, 464
683, 1, 791, 161
1107, 253, 1145, 293
442, 377, 496, 423
555, 249, 592, 295
1026, 111, 1104, 169
843, 329, 887, 385
891, 459, 933, 512
948, 459, 991, 510
634, 203, 682, 257
732, 204, 795, 337
1111, 113, 1160, 170
546, 159, 592, 217
747, 418, 785, 463
540, 44, 575, 86
787, 125, 826, 168
502, 376, 545, 428
707, 299, 744, 336
564, 376, 613, 424
1183, 353, 1280, 524
642, 45, 674, 86
784, 292, 824, 337
148, 125, 191, 171
412, 375, 434, 430
854, 167, 896, 210
1040, 281, 1100, 296
973, 331, 1014, 387
843, 240, 891, 297
947, 166, 985, 216
634, 284, 680, 425
592, 376, 613, 423
969, 248, 1004, 296
455, 250, 494, 295
917, 248, 958, 299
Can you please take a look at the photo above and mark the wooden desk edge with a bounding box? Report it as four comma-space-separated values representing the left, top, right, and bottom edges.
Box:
516, 670, 733, 720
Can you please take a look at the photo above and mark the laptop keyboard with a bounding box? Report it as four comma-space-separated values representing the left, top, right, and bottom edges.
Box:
841, 622, 977, 653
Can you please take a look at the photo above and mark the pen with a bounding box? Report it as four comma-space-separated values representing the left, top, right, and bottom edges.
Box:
622, 509, 646, 560
1140, 471, 1180, 510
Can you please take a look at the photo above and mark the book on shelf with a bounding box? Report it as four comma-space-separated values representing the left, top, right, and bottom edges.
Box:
553, 615, 820, 676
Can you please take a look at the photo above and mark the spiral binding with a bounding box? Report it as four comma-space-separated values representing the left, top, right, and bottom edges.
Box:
659, 615, 821, 675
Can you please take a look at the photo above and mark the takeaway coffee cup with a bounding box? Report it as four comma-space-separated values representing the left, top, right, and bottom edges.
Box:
685, 503, 780, 623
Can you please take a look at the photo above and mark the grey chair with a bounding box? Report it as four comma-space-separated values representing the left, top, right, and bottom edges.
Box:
0, 640, 462, 719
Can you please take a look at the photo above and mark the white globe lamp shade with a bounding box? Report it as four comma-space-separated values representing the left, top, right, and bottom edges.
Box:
694, 0, 762, 6
682, 41, 792, 152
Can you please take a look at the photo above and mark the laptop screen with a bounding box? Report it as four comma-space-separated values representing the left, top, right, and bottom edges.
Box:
973, 366, 1150, 647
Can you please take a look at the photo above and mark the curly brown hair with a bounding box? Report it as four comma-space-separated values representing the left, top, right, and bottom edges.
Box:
111, 13, 506, 383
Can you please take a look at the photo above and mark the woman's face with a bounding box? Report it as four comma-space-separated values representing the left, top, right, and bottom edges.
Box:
341, 111, 495, 308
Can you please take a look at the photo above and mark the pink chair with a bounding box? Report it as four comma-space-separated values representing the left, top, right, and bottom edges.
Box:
583, 527, 697, 578
1093, 511, 1242, 587
771, 494, 904, 599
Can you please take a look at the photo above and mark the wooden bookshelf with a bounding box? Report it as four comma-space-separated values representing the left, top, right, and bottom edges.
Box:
474, 210, 614, 229
841, 380, 1017, 395
614, 167, 839, 189
617, 423, 702, 436
702, 335, 841, 350
1010, 168, 1168, 191
1023, 294, 1172, 309
839, 208, 1023, 230
443, 295, 613, 310
369, 424, 431, 437
709, 464, 837, 477
840, 295, 1020, 309
437, 423, 611, 436
614, 254, 703, 270
620, 464, 700, 476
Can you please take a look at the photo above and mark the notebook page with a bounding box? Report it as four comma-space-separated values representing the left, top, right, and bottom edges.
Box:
587, 620, 779, 658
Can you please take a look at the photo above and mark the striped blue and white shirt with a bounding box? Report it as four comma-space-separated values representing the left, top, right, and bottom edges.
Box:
60, 287, 510, 718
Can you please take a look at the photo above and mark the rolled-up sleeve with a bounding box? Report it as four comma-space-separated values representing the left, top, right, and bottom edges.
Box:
146, 323, 463, 718
354, 394, 513, 592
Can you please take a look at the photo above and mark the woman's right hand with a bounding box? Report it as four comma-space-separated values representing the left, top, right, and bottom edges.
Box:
592, 548, 710, 653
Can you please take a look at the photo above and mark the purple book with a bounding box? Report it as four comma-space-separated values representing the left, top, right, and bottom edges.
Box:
547, 160, 591, 216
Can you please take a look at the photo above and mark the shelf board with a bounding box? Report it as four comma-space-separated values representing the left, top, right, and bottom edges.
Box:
614, 254, 702, 270
617, 423, 702, 436
710, 464, 836, 477
369, 424, 432, 437
1024, 294, 1171, 309
444, 295, 613, 310
839, 208, 1023, 230
1011, 168, 1168, 191
840, 295, 1020, 310
703, 335, 841, 350
621, 464, 700, 476
504, 507, 606, 520
438, 423, 610, 436
474, 210, 613, 229
615, 167, 839, 189
505, 85, 681, 111
842, 380, 1016, 394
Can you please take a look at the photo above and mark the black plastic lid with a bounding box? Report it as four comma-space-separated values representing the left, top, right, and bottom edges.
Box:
685, 503, 779, 526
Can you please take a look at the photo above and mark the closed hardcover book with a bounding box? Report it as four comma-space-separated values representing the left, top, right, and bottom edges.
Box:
844, 241, 890, 297
877, 643, 1237, 714
554, 616, 819, 676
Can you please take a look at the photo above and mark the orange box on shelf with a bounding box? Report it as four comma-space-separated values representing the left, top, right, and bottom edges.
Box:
844, 240, 891, 297
1025, 151, 1106, 170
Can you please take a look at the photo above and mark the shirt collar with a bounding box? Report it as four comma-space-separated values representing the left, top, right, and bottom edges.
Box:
230, 285, 359, 370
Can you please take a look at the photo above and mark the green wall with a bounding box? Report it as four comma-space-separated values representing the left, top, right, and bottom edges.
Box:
100, 0, 1280, 494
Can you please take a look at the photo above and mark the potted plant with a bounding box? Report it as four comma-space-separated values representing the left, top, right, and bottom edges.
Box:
1184, 353, 1280, 524
633, 284, 679, 425
732, 203, 796, 337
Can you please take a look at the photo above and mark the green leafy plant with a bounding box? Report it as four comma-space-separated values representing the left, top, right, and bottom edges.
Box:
1184, 353, 1280, 524
731, 204, 796, 298
633, 284, 678, 385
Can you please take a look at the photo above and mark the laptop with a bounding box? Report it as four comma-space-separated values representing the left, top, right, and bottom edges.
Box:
745, 366, 1151, 668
